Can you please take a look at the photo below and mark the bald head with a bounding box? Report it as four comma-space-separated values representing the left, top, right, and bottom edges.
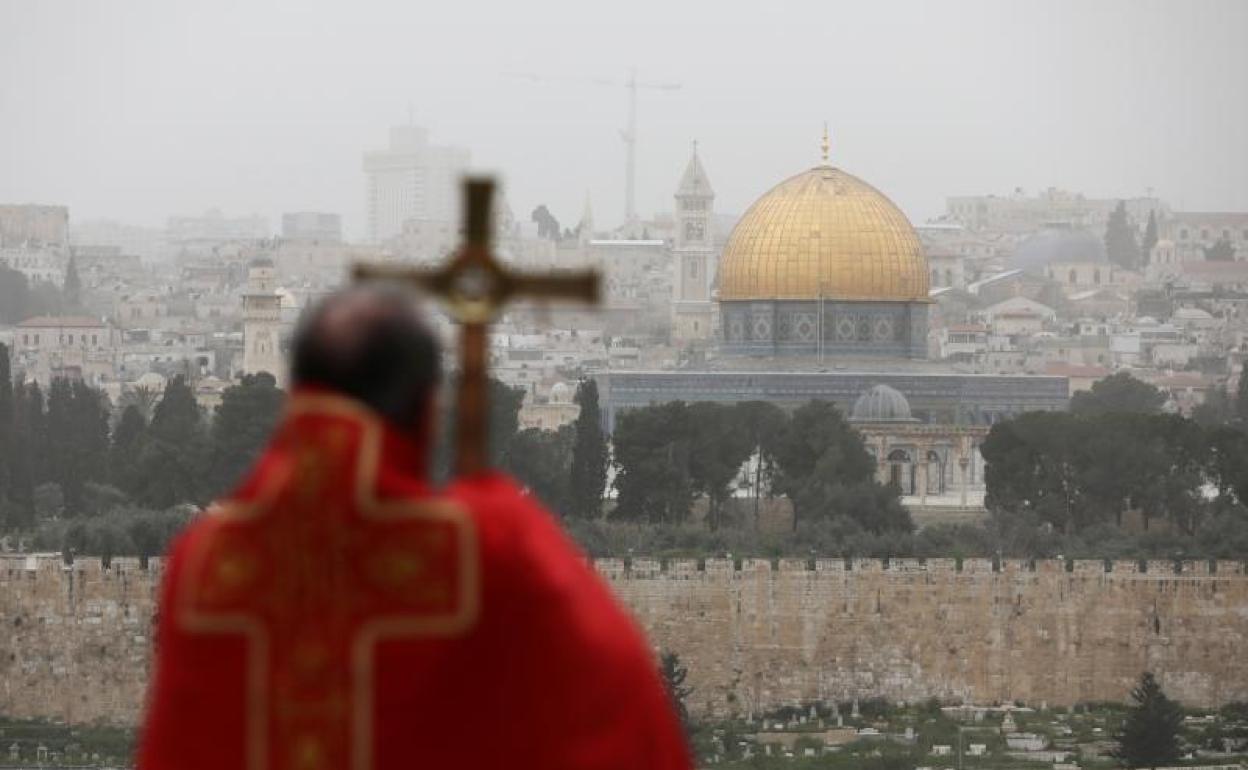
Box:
291, 286, 441, 430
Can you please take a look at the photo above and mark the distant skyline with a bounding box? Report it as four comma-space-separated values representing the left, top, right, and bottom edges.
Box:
2, 0, 1246, 240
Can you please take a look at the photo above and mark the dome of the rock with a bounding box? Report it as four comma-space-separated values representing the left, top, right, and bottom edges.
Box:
718, 146, 930, 359
719, 166, 928, 302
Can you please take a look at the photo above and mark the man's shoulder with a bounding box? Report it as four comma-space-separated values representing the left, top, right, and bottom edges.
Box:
444, 473, 643, 645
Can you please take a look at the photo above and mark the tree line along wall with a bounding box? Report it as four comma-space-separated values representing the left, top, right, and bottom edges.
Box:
2, 555, 1248, 726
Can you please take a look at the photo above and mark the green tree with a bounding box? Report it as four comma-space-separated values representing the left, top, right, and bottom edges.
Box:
569, 379, 609, 519
5, 383, 45, 528
612, 401, 694, 524
489, 378, 524, 467
1192, 384, 1233, 428
687, 402, 754, 531
660, 651, 693, 734
1204, 238, 1235, 262
1105, 201, 1141, 270
0, 266, 31, 324
206, 372, 284, 498
63, 256, 82, 310
983, 412, 1095, 533
110, 405, 148, 497
1070, 372, 1166, 416
1115, 672, 1183, 769
507, 425, 575, 514
45, 379, 75, 506
44, 379, 111, 515
1235, 371, 1248, 425
1141, 211, 1159, 264
133, 376, 205, 507
71, 381, 111, 512
0, 343, 12, 505
735, 401, 788, 529
772, 400, 901, 531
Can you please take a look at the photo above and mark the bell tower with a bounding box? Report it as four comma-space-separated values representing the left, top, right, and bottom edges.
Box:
672, 142, 716, 342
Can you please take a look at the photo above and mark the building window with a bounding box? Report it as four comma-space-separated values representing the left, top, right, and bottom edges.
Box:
1201, 228, 1209, 240
689, 258, 699, 279
68, 334, 74, 344
1180, 228, 1188, 240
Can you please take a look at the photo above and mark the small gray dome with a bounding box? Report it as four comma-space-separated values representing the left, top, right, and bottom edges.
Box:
1011, 225, 1106, 273
850, 384, 915, 423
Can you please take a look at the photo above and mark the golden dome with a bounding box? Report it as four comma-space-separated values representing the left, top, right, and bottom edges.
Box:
719, 165, 928, 301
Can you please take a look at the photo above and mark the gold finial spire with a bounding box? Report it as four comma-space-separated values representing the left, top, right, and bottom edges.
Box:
820, 122, 830, 164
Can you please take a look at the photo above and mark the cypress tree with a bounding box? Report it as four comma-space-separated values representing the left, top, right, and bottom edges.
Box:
110, 404, 148, 497
1115, 672, 1183, 768
73, 380, 111, 502
206, 372, 284, 498
63, 256, 82, 310
1141, 211, 1159, 265
134, 376, 205, 507
569, 379, 609, 519
1105, 201, 1141, 270
45, 378, 76, 510
0, 344, 12, 504
6, 383, 45, 528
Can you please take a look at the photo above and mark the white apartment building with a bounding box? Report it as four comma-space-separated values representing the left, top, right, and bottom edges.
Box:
0, 246, 65, 284
363, 125, 469, 243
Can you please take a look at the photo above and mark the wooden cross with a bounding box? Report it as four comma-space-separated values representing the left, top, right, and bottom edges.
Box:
352, 177, 600, 474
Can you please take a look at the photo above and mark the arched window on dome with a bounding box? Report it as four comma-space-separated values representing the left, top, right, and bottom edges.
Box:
1069, 269, 1077, 285
945, 269, 953, 287
1093, 269, 1101, 285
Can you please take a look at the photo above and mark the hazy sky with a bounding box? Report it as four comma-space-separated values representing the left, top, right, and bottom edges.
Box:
3, 0, 1246, 240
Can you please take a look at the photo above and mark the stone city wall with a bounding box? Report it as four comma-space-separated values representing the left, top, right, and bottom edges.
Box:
2, 554, 1247, 725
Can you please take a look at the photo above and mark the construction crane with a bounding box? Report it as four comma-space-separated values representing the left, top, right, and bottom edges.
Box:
505, 68, 682, 229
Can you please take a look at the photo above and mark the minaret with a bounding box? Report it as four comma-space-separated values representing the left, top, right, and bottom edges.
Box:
241, 257, 286, 386
672, 141, 716, 343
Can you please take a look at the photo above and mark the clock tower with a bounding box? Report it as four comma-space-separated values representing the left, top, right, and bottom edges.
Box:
672, 143, 716, 342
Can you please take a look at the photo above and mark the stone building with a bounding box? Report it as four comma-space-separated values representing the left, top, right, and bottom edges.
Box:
13, 315, 117, 385
718, 135, 929, 358
848, 384, 988, 507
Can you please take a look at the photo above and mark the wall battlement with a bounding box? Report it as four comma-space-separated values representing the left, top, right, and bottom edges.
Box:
2, 553, 1247, 726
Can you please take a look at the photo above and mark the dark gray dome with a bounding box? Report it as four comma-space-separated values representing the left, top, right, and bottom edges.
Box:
850, 384, 915, 423
1011, 225, 1106, 273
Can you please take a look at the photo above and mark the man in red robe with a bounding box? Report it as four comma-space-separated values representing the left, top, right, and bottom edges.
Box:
138, 286, 691, 770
